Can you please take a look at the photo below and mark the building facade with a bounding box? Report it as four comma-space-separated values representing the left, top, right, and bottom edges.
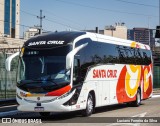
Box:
0, 0, 20, 38
84, 23, 127, 40
24, 27, 39, 40
104, 23, 127, 39
127, 28, 155, 47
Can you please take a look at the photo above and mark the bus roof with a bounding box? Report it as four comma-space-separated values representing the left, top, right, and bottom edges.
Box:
93, 32, 150, 50
23, 31, 150, 50
24, 31, 86, 48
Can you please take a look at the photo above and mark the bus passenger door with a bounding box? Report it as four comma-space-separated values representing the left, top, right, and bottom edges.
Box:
95, 81, 102, 106
102, 81, 110, 105
73, 58, 81, 84
109, 80, 117, 104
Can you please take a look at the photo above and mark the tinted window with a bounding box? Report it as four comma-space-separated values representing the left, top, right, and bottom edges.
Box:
75, 39, 93, 80
142, 49, 151, 65
75, 40, 152, 80
24, 45, 72, 57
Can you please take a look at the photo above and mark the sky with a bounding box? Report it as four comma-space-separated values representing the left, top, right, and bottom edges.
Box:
20, 0, 159, 37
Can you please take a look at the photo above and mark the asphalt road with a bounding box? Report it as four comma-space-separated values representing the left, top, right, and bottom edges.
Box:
0, 96, 160, 126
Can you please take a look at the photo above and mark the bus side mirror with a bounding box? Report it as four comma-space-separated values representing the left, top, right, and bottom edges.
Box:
66, 43, 88, 69
5, 52, 20, 71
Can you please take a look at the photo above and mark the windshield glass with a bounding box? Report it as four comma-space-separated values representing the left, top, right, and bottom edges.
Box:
17, 45, 71, 85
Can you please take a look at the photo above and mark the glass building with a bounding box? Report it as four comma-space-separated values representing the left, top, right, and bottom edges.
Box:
0, 0, 20, 38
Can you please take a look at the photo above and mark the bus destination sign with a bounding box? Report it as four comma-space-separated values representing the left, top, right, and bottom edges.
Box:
28, 40, 65, 46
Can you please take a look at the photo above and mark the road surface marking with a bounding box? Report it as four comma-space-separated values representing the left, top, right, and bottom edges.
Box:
152, 95, 160, 98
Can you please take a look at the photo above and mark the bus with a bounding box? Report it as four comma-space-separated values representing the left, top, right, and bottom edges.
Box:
6, 31, 153, 117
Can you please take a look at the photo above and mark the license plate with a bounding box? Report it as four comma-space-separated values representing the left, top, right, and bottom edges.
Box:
34, 107, 44, 111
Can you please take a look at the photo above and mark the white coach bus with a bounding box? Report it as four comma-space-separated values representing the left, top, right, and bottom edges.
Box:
6, 31, 153, 117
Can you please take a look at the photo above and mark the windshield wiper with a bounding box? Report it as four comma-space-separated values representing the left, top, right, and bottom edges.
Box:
18, 79, 60, 88
45, 79, 60, 87
17, 80, 42, 86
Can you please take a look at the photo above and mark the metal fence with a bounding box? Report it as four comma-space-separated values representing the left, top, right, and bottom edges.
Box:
0, 48, 19, 99
153, 66, 160, 88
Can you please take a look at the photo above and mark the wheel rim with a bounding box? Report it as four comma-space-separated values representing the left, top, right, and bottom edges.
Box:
137, 91, 141, 104
87, 96, 93, 113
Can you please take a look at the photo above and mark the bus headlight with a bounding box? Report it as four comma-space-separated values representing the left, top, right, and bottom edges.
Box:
58, 89, 74, 100
16, 93, 22, 100
63, 88, 81, 106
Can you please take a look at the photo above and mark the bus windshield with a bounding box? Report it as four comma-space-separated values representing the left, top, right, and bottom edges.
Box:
17, 45, 72, 87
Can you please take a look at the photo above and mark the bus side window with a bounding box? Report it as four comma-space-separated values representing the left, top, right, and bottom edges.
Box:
142, 50, 151, 65
73, 59, 81, 84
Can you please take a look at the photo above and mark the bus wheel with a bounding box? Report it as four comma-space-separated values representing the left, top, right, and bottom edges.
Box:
39, 112, 51, 117
133, 89, 141, 107
82, 93, 94, 116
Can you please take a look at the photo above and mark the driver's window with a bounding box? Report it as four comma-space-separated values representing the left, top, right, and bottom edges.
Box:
73, 59, 80, 82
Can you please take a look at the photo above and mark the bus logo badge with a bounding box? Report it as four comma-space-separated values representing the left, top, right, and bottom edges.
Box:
37, 97, 40, 101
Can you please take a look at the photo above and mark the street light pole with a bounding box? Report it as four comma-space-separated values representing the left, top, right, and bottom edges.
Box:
159, 0, 160, 46
148, 17, 151, 47
159, 0, 160, 25
37, 10, 45, 34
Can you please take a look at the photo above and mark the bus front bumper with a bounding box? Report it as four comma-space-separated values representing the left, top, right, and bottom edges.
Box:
17, 101, 72, 112
16, 90, 76, 112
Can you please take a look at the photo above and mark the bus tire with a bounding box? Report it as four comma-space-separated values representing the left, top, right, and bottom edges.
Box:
39, 112, 51, 117
133, 89, 141, 107
82, 93, 94, 117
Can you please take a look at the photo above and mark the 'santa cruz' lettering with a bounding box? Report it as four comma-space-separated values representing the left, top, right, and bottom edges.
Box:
47, 40, 64, 45
107, 69, 117, 78
28, 41, 46, 46
28, 40, 64, 46
93, 69, 106, 78
93, 69, 117, 78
